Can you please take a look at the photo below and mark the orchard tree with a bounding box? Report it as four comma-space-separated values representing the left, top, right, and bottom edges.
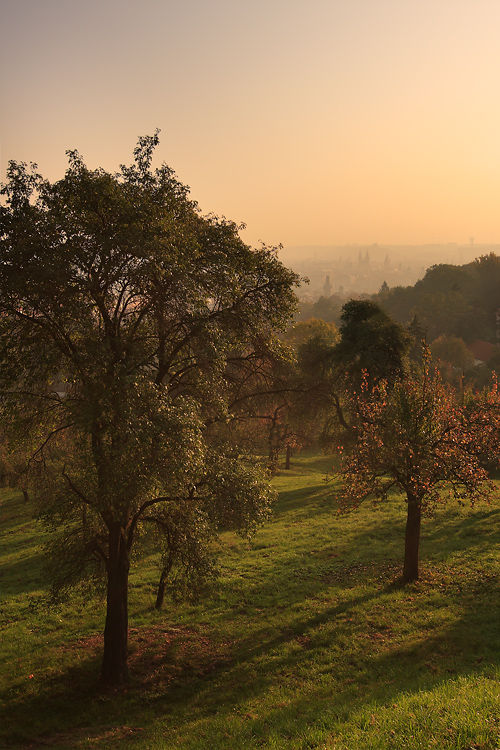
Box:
282, 317, 339, 351
212, 320, 339, 474
257, 318, 340, 468
0, 133, 300, 685
222, 341, 308, 472
337, 350, 496, 582
293, 300, 413, 446
430, 334, 475, 387
334, 299, 412, 390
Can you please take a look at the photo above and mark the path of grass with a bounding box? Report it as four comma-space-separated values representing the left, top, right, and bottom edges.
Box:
1, 453, 500, 749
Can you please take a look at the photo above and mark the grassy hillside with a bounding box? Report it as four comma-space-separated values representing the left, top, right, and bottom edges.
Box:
1, 453, 500, 749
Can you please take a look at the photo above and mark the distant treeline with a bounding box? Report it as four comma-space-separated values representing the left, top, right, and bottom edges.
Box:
297, 252, 500, 384
299, 252, 500, 343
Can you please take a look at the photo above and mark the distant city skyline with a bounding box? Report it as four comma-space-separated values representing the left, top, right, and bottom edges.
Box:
279, 242, 500, 297
2, 0, 500, 249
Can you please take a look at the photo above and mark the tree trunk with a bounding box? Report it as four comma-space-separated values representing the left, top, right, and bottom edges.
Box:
155, 555, 174, 610
403, 497, 421, 583
285, 444, 292, 470
100, 523, 130, 686
155, 568, 168, 610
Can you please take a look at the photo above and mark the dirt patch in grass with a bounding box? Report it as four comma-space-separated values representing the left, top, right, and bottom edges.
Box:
53, 623, 234, 692
127, 623, 234, 691
3, 625, 235, 748
19, 725, 145, 748
59, 633, 103, 654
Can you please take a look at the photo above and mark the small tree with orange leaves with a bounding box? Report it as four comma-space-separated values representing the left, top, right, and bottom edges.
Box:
337, 351, 497, 583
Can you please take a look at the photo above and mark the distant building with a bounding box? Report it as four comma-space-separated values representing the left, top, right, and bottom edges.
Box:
467, 339, 497, 365
323, 275, 332, 297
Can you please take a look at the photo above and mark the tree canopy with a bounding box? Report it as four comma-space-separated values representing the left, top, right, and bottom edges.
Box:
333, 299, 412, 389
373, 256, 500, 347
0, 133, 300, 685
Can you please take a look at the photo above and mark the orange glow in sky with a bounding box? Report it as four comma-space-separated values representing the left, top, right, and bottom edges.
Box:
1, 0, 500, 249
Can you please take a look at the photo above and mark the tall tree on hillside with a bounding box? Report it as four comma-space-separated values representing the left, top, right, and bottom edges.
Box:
219, 319, 341, 474
333, 299, 412, 390
411, 290, 482, 342
261, 318, 341, 466
0, 133, 300, 685
296, 300, 412, 445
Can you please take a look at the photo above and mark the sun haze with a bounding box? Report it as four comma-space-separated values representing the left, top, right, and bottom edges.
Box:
1, 0, 500, 250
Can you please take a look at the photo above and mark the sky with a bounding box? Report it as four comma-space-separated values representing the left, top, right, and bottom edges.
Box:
1, 0, 500, 251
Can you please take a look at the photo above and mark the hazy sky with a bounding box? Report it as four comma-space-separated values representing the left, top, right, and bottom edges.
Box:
1, 0, 500, 249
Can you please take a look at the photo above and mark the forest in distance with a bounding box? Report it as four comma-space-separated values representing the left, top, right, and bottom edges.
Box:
296, 252, 500, 384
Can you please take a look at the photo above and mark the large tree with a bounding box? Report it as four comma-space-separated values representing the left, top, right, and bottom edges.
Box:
0, 133, 300, 685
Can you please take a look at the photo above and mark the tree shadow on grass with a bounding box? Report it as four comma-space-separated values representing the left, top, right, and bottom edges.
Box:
0, 644, 104, 748
421, 505, 500, 557
3, 495, 500, 747
275, 452, 334, 476
7, 548, 500, 750
272, 482, 335, 518
0, 552, 48, 597
169, 561, 500, 748
240, 588, 500, 747
157, 502, 500, 742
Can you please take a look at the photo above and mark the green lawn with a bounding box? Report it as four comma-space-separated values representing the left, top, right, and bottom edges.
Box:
1, 452, 500, 749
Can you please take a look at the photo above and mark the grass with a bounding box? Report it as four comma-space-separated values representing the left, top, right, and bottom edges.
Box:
1, 452, 500, 749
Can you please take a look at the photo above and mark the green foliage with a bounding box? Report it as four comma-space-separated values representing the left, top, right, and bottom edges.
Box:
470, 252, 500, 319
220, 319, 340, 472
310, 294, 344, 323
282, 317, 339, 350
486, 347, 500, 374
411, 289, 483, 343
375, 255, 500, 347
430, 334, 475, 370
430, 334, 476, 386
334, 299, 412, 389
296, 294, 345, 324
292, 301, 413, 451
375, 284, 418, 326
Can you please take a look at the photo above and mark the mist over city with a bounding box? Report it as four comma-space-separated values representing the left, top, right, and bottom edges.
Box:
280, 241, 499, 299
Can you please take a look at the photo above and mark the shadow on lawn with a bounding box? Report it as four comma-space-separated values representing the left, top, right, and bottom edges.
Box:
157, 502, 500, 738
272, 481, 335, 518
7, 578, 500, 747
175, 563, 500, 746
421, 506, 500, 555
3, 607, 499, 749
0, 552, 48, 596
238, 589, 500, 745
3, 498, 500, 748
247, 501, 500, 615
